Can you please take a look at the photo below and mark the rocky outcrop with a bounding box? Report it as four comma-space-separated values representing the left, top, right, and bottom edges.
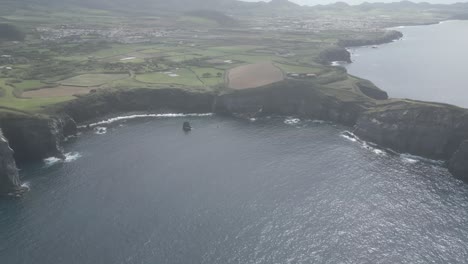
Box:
356, 80, 388, 100
215, 80, 371, 126
0, 114, 77, 163
318, 46, 352, 64
354, 101, 468, 160
0, 129, 23, 195
449, 141, 468, 181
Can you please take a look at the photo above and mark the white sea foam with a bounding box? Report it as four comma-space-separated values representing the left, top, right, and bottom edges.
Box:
43, 152, 82, 167
330, 61, 341, 66
341, 131, 444, 164
401, 156, 419, 164
372, 148, 386, 156
81, 113, 213, 128
120, 57, 136, 61
94, 126, 107, 135
64, 152, 82, 162
400, 153, 444, 166
340, 131, 358, 142
44, 157, 62, 167
341, 131, 385, 155
284, 118, 301, 125
21, 182, 31, 191
311, 120, 327, 124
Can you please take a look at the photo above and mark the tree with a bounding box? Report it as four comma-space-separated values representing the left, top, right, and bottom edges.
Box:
216, 72, 222, 77
202, 73, 212, 78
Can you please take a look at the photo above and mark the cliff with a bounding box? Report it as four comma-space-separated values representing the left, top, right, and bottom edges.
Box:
337, 30, 403, 47
318, 46, 352, 64
355, 79, 388, 100
354, 101, 468, 161
216, 83, 468, 180
214, 79, 373, 126
1, 81, 468, 186
54, 88, 216, 123
0, 129, 23, 195
449, 141, 468, 181
0, 113, 76, 163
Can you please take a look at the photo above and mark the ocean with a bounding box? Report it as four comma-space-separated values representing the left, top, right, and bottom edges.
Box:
346, 20, 468, 108
1, 115, 468, 264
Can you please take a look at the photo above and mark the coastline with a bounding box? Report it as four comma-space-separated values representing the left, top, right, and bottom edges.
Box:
2, 22, 468, 194
2, 76, 468, 191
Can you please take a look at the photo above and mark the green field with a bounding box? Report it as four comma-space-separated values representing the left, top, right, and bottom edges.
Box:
0, 79, 72, 112
135, 69, 204, 87
59, 74, 129, 87
12, 80, 46, 91
1, 0, 447, 114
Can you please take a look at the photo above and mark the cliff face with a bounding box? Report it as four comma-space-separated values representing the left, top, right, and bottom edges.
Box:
0, 88, 213, 166
449, 141, 468, 181
338, 30, 403, 47
215, 80, 371, 126
0, 114, 76, 163
58, 88, 216, 123
0, 130, 22, 195
318, 46, 352, 64
356, 80, 388, 100
1, 83, 468, 184
354, 101, 468, 160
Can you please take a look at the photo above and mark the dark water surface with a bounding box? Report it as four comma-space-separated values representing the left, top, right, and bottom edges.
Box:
1, 115, 468, 263
346, 20, 468, 108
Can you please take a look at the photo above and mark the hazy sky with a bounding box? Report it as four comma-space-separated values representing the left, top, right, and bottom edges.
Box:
242, 0, 465, 5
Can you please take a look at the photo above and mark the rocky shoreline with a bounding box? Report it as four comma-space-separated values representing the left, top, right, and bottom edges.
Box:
1, 77, 468, 195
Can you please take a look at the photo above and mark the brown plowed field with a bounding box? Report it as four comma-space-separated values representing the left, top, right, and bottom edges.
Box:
226, 62, 284, 89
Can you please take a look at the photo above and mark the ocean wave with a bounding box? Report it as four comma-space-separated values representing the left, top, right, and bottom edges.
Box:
331, 61, 346, 66
94, 126, 107, 135
311, 119, 327, 124
400, 153, 444, 166
341, 131, 445, 164
44, 156, 62, 167
64, 152, 82, 162
80, 113, 213, 128
284, 118, 301, 125
21, 182, 31, 191
341, 131, 385, 155
44, 152, 82, 167
340, 131, 358, 142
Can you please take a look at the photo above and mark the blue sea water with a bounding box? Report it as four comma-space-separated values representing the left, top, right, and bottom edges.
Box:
1, 115, 468, 264
346, 20, 468, 108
